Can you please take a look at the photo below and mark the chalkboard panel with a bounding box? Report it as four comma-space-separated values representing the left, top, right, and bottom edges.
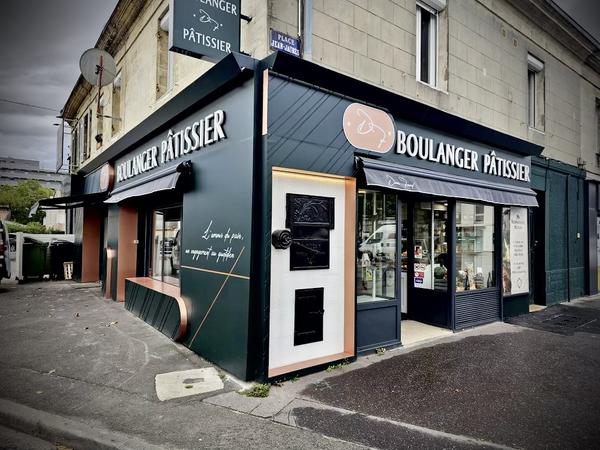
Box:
294, 287, 324, 346
290, 229, 330, 270
286, 194, 335, 229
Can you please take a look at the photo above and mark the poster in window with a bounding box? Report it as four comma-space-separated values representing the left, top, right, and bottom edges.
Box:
503, 207, 529, 295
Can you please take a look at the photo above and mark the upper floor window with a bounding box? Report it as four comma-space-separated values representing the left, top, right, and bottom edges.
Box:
527, 54, 545, 131
416, 1, 437, 87
596, 98, 600, 168
112, 72, 122, 136
81, 111, 91, 162
70, 126, 79, 171
156, 10, 172, 99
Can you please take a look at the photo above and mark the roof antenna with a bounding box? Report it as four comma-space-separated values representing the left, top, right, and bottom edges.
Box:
79, 48, 119, 121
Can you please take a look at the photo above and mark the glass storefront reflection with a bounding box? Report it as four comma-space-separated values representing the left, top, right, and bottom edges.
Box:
151, 206, 182, 286
357, 191, 396, 303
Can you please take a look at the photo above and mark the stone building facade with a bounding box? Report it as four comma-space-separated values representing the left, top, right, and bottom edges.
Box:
52, 0, 600, 379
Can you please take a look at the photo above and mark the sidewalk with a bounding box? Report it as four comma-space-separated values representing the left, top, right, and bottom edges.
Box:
0, 281, 365, 450
2, 281, 599, 449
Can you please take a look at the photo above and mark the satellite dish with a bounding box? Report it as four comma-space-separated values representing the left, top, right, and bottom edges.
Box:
79, 48, 116, 87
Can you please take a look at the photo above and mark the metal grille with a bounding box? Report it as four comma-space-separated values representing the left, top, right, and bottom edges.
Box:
455, 289, 500, 329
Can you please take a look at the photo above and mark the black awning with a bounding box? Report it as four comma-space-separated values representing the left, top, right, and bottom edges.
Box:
104, 160, 191, 205
30, 191, 107, 216
358, 157, 538, 207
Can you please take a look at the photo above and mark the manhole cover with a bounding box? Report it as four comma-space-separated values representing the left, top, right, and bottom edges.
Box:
542, 314, 589, 328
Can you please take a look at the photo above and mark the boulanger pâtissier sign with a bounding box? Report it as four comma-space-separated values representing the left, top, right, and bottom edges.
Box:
116, 110, 226, 183
343, 103, 531, 183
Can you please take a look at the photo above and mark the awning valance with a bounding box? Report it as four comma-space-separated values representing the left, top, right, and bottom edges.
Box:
104, 160, 191, 205
29, 192, 107, 217
357, 157, 538, 207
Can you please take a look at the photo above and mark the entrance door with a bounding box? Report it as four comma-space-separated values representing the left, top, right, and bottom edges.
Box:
356, 190, 401, 351
268, 169, 355, 377
530, 190, 546, 305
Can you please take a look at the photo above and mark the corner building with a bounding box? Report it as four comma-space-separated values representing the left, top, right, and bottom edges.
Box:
47, 0, 600, 380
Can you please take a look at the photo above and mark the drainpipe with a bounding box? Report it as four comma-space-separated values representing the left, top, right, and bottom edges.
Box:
299, 0, 312, 60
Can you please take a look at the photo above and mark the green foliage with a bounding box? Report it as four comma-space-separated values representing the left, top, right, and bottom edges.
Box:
239, 383, 270, 398
0, 180, 54, 225
5, 221, 62, 234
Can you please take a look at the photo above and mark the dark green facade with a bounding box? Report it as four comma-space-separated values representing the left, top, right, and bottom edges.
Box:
530, 157, 586, 306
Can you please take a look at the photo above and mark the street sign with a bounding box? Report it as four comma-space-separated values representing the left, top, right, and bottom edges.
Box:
169, 0, 240, 61
270, 29, 301, 57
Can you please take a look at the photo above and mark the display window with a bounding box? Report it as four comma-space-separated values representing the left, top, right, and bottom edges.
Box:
413, 201, 448, 290
356, 190, 397, 303
456, 202, 495, 291
151, 205, 182, 286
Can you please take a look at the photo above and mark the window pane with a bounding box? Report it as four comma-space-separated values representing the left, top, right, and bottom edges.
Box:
528, 70, 535, 126
151, 207, 182, 286
152, 211, 164, 281
357, 191, 396, 303
414, 203, 431, 288
456, 202, 495, 291
433, 201, 448, 291
420, 9, 430, 83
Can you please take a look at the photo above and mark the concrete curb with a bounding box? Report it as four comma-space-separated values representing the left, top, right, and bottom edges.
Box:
0, 398, 166, 450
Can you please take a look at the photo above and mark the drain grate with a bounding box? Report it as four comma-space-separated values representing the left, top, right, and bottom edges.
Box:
542, 314, 590, 328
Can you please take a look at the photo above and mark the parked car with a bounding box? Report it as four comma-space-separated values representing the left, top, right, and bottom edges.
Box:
0, 221, 11, 282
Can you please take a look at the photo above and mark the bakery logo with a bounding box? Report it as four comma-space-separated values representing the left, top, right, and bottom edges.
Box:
343, 103, 395, 153
99, 163, 114, 192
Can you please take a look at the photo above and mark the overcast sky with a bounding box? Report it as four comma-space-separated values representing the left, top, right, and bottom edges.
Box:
0, 0, 116, 171
0, 0, 597, 172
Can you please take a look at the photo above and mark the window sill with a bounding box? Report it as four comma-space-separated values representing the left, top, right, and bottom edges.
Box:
527, 126, 545, 135
416, 79, 449, 95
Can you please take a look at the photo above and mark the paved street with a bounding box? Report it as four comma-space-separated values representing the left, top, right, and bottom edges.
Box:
300, 300, 600, 449
1, 281, 600, 449
0, 281, 365, 450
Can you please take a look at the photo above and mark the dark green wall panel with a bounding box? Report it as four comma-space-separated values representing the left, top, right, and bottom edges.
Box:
179, 81, 255, 380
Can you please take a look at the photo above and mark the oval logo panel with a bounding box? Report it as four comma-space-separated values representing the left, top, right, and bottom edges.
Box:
343, 103, 395, 153
99, 163, 114, 192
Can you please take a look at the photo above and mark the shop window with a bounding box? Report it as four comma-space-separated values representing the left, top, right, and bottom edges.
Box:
502, 207, 529, 295
156, 10, 172, 99
413, 201, 448, 290
416, 1, 437, 87
151, 206, 182, 286
456, 202, 495, 291
357, 191, 397, 303
527, 54, 545, 131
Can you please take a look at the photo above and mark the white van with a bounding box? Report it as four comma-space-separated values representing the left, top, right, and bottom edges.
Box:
359, 224, 396, 262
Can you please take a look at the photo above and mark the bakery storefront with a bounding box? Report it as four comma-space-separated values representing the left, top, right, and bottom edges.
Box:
68, 52, 542, 381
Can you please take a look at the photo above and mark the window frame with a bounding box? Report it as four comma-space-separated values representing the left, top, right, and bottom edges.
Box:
416, 1, 438, 87
150, 204, 183, 287
527, 53, 545, 131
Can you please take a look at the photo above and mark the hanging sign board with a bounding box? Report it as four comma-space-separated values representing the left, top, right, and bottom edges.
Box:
270, 29, 301, 57
169, 0, 240, 61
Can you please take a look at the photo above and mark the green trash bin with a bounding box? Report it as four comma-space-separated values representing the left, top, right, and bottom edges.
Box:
22, 238, 48, 280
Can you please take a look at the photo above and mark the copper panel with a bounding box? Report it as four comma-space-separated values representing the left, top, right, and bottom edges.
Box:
81, 207, 102, 282
116, 206, 138, 302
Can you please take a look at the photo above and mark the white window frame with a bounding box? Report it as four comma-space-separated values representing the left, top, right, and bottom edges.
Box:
416, 1, 438, 87
527, 53, 544, 130
159, 11, 174, 93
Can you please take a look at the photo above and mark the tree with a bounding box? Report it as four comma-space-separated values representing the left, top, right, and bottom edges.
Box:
0, 180, 55, 224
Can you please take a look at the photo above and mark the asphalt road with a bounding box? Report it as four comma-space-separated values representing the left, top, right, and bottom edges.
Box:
302, 301, 600, 449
